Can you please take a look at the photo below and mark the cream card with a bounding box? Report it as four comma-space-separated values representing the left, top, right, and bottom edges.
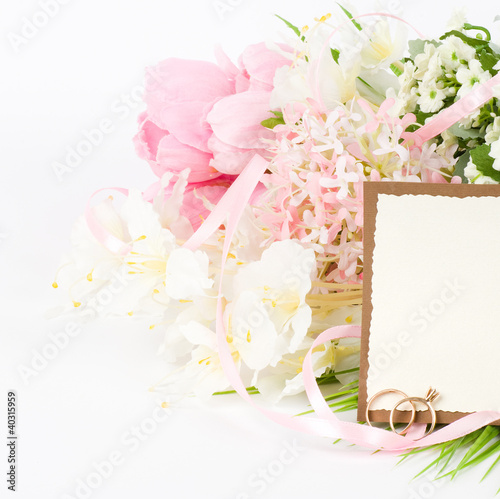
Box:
359, 182, 500, 424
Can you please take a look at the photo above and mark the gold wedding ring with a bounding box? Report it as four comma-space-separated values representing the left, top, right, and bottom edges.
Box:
366, 388, 416, 435
389, 387, 439, 439
366, 387, 440, 438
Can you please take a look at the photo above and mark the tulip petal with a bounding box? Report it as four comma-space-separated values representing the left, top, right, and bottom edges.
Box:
207, 91, 274, 149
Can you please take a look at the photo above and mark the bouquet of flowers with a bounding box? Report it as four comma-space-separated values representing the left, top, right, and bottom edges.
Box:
53, 5, 500, 482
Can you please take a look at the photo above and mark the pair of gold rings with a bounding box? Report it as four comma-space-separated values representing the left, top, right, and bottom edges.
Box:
365, 387, 440, 439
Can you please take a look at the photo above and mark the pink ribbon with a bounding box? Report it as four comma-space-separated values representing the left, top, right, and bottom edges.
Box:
404, 73, 500, 147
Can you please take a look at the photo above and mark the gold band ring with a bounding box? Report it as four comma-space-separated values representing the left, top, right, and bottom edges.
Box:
389, 388, 440, 439
365, 388, 416, 435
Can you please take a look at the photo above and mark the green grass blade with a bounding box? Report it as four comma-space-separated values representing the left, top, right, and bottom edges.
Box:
275, 15, 302, 38
481, 449, 500, 483
447, 426, 499, 480
337, 4, 362, 31
213, 386, 258, 395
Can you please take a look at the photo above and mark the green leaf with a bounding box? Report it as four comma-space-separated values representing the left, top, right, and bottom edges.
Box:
275, 15, 302, 38
453, 151, 470, 182
390, 63, 403, 77
331, 48, 340, 63
481, 447, 500, 482
456, 438, 500, 475
408, 39, 440, 59
411, 443, 454, 481
415, 110, 434, 125
448, 123, 483, 140
337, 4, 362, 31
261, 116, 285, 129
470, 144, 500, 182
439, 30, 492, 52
478, 49, 499, 74
213, 386, 258, 395
328, 394, 358, 408
437, 436, 469, 475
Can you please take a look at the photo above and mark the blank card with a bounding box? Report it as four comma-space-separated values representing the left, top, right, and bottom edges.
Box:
358, 182, 500, 425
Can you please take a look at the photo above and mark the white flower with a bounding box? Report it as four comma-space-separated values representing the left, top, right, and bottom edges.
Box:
464, 158, 498, 184
491, 139, 500, 171
417, 84, 446, 113
270, 25, 360, 110
319, 155, 363, 200
359, 20, 407, 70
164, 248, 212, 300
227, 240, 314, 370
413, 43, 439, 80
438, 35, 476, 71
485, 117, 500, 144
255, 338, 333, 402
456, 59, 491, 99
446, 8, 467, 31
255, 305, 362, 402
436, 129, 459, 162
159, 295, 218, 363
159, 322, 240, 400
53, 176, 212, 316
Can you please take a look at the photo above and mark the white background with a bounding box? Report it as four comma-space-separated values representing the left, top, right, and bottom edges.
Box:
2, 1, 499, 498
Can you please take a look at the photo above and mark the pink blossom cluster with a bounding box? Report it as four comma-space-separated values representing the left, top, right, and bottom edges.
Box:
258, 99, 460, 283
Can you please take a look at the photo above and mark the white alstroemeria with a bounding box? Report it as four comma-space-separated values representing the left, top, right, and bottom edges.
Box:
152, 170, 194, 241
270, 23, 360, 110
456, 59, 491, 99
255, 305, 362, 402
254, 338, 333, 403
121, 189, 212, 305
54, 179, 212, 317
271, 56, 358, 110
438, 35, 476, 71
359, 20, 407, 71
485, 117, 500, 144
158, 295, 217, 362
226, 240, 315, 370
164, 248, 212, 300
307, 304, 361, 384
464, 158, 498, 184
171, 321, 240, 400
358, 68, 399, 106
54, 189, 173, 316
229, 206, 268, 263
270, 62, 312, 110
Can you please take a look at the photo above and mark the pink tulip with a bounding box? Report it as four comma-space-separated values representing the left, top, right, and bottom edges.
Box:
134, 44, 291, 183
